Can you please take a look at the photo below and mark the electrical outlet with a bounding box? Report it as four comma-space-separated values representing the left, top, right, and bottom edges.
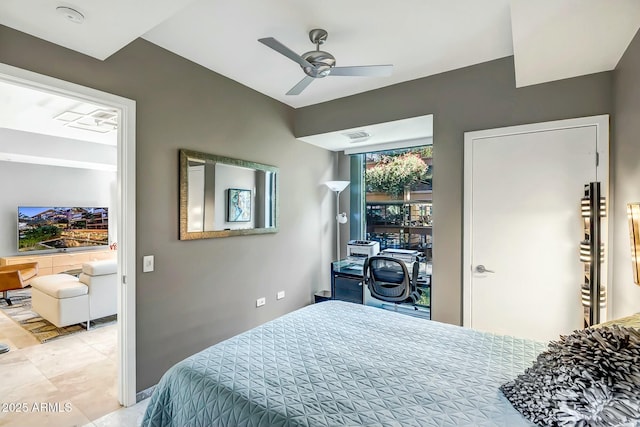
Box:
276, 291, 285, 300
256, 297, 266, 307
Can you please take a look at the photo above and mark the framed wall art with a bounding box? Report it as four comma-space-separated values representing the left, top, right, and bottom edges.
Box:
227, 188, 251, 222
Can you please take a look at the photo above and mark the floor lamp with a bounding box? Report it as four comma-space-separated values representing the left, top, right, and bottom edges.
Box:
325, 181, 350, 261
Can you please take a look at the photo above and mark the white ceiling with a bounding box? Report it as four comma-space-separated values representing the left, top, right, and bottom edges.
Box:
0, 0, 198, 60
0, 81, 117, 169
0, 80, 117, 145
1, 1, 638, 109
511, 0, 640, 87
1, 1, 639, 153
298, 115, 433, 153
143, 0, 515, 108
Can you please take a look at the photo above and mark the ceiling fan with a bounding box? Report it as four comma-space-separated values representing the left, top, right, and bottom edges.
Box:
258, 29, 393, 96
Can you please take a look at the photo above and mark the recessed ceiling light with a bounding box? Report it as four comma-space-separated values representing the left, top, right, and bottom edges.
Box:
56, 6, 84, 24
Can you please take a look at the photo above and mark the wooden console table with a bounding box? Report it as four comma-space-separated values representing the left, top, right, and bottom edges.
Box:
0, 250, 116, 280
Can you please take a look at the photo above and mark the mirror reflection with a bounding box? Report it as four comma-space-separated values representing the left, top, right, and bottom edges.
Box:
179, 149, 278, 239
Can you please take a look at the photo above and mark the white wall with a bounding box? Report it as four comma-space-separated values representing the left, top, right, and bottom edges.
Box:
0, 160, 116, 255
0, 127, 116, 169
214, 163, 256, 230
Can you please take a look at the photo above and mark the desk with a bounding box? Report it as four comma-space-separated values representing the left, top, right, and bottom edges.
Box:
330, 259, 431, 319
331, 260, 366, 304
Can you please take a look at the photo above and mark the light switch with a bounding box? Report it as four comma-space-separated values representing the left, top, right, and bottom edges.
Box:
143, 255, 154, 273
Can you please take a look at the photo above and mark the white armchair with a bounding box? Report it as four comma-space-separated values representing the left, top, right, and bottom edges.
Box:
79, 259, 117, 321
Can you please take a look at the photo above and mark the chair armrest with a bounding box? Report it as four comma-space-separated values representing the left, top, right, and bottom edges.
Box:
0, 262, 39, 285
0, 262, 39, 272
411, 262, 419, 291
363, 259, 370, 285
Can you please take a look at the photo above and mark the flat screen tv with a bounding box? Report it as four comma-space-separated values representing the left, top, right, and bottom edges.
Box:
18, 207, 109, 253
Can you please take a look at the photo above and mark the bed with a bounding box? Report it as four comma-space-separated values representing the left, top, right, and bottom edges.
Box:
142, 300, 548, 426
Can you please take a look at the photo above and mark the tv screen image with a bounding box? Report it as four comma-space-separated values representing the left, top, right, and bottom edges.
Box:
18, 207, 109, 253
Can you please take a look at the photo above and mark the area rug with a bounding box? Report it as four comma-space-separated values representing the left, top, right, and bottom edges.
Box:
0, 288, 116, 343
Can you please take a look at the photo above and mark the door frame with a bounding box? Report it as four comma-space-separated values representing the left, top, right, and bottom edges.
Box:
463, 115, 610, 329
0, 63, 138, 406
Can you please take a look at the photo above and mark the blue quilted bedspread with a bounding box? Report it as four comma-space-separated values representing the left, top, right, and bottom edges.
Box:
142, 301, 546, 427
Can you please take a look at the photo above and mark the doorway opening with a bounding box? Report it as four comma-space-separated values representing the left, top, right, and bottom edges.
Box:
0, 63, 137, 420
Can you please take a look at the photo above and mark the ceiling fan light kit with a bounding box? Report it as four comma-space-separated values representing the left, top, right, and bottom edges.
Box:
259, 29, 393, 95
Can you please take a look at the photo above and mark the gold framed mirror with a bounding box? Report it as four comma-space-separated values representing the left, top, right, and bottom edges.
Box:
179, 149, 279, 240
628, 202, 640, 285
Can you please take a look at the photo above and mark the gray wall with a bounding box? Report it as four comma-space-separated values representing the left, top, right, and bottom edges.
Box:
0, 25, 335, 390
612, 29, 640, 318
296, 57, 613, 325
4, 20, 637, 391
0, 160, 115, 255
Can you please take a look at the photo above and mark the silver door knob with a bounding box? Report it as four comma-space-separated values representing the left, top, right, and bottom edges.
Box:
475, 265, 495, 274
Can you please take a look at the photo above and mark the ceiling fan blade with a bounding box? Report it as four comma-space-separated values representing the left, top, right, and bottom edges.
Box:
286, 76, 315, 96
330, 65, 393, 77
258, 37, 313, 69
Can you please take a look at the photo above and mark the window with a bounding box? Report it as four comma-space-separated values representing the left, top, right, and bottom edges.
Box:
361, 146, 432, 261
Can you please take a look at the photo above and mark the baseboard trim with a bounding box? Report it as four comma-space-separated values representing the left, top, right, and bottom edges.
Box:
136, 385, 156, 403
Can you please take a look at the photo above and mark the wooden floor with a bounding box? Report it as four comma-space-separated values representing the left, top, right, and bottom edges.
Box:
0, 309, 120, 427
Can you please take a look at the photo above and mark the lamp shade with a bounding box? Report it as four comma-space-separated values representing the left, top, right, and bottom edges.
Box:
325, 181, 350, 193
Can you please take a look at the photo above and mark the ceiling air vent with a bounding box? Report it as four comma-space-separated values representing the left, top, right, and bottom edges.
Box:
53, 109, 118, 133
342, 131, 371, 143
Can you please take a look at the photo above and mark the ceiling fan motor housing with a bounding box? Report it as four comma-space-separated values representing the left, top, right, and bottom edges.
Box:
301, 51, 335, 78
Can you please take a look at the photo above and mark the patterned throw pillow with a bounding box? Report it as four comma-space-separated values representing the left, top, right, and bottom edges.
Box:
593, 312, 640, 330
500, 325, 640, 426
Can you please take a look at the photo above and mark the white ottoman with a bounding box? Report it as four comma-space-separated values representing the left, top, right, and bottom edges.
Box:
30, 274, 89, 328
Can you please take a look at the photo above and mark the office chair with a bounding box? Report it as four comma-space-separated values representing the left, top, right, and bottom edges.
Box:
363, 256, 421, 303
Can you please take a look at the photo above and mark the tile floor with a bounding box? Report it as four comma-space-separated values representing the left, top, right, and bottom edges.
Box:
0, 308, 121, 427
83, 399, 149, 427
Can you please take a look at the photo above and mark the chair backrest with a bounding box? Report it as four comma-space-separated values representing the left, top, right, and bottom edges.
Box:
363, 256, 418, 303
0, 262, 39, 291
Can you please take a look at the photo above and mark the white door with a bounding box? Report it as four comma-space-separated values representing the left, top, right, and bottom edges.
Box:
463, 116, 609, 342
